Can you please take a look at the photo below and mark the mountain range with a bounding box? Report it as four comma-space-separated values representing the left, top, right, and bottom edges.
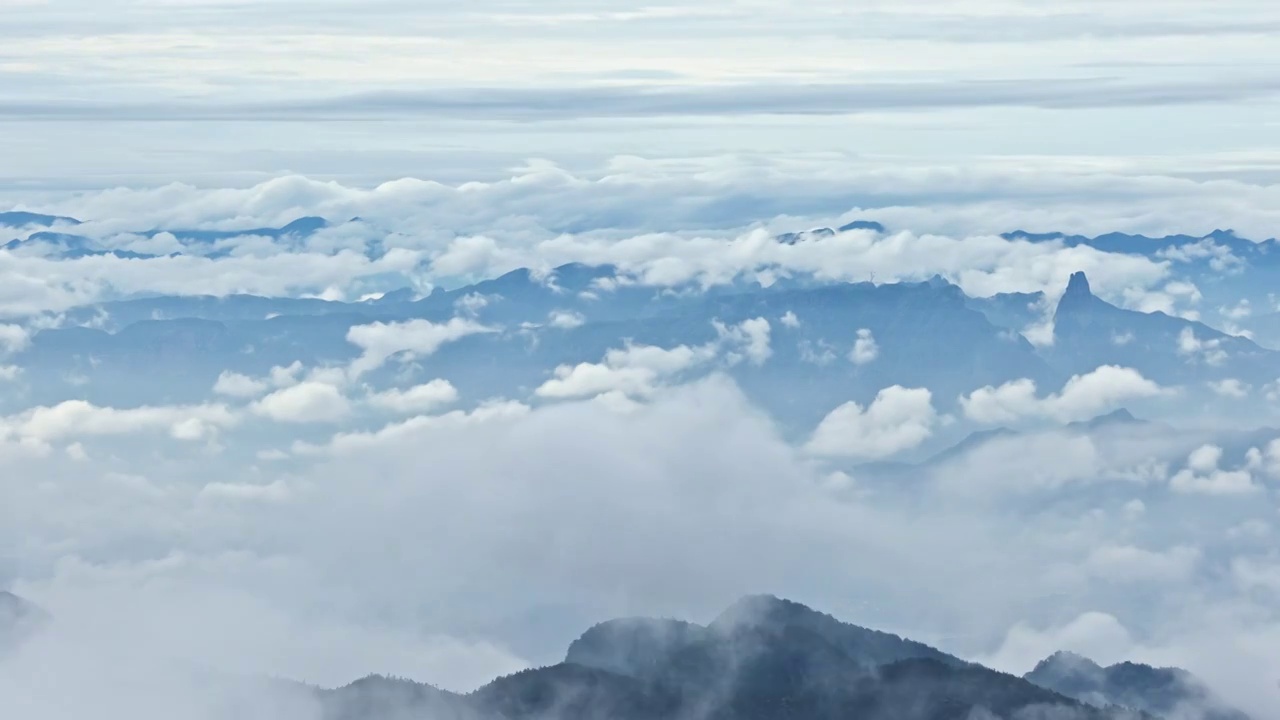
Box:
303, 595, 1245, 720
0, 593, 1253, 717
7, 264, 1268, 420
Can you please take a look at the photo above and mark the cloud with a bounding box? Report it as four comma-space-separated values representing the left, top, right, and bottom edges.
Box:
0, 246, 428, 318
535, 342, 716, 400
0, 324, 30, 354
848, 328, 879, 365
980, 612, 1134, 674
960, 366, 1164, 425
547, 310, 585, 329
366, 379, 460, 415
13, 76, 1280, 123
779, 311, 800, 329
798, 339, 837, 366
1168, 445, 1261, 496
1177, 328, 1227, 366
453, 292, 495, 316
1220, 299, 1252, 320
1083, 544, 1201, 584
4, 372, 1280, 713
1, 400, 238, 447
198, 480, 293, 504
1208, 378, 1249, 398
251, 382, 350, 424
806, 386, 937, 459
346, 318, 494, 379
212, 371, 270, 399
714, 317, 772, 366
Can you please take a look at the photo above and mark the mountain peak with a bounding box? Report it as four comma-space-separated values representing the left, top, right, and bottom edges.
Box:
1064, 271, 1092, 299
1032, 651, 1104, 676
1054, 271, 1098, 321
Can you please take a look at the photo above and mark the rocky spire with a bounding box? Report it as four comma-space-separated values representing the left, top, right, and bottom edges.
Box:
1054, 271, 1096, 321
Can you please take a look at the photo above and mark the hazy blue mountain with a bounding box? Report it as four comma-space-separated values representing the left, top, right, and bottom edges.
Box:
160, 215, 329, 243
15, 268, 1055, 431
0, 210, 80, 227
1049, 272, 1276, 385
1004, 228, 1280, 334
319, 596, 1152, 720
1026, 652, 1250, 720
3, 231, 156, 259
776, 219, 884, 245
966, 291, 1046, 334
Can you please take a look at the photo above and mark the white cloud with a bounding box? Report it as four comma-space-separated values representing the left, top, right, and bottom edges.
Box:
366, 379, 460, 414
1122, 499, 1146, 521
454, 292, 495, 316
0, 364, 20, 382
714, 317, 772, 366
779, 311, 800, 329
536, 342, 716, 400
346, 317, 495, 379
1169, 445, 1260, 496
251, 382, 351, 424
1220, 299, 1252, 321
960, 366, 1164, 425
1, 400, 238, 446
1208, 378, 1249, 398
198, 480, 293, 504
798, 339, 837, 366
1020, 319, 1055, 348
547, 310, 585, 329
806, 386, 937, 459
0, 323, 30, 354
1083, 544, 1200, 584
848, 328, 879, 365
1177, 327, 1228, 366
268, 361, 305, 388
980, 612, 1134, 675
212, 371, 269, 399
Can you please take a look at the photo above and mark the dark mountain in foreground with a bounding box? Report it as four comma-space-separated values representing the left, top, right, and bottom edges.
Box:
319, 596, 1172, 720
1026, 652, 1251, 720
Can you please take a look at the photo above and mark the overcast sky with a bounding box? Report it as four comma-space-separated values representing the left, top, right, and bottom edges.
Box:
1, 0, 1278, 188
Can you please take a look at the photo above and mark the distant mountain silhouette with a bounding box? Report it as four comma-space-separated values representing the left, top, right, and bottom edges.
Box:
19, 267, 1055, 429
1049, 271, 1277, 385
1026, 651, 1250, 720
320, 596, 1163, 720
775, 220, 884, 244
0, 210, 80, 227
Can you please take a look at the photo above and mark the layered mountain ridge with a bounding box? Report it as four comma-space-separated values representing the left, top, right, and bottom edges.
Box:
307, 595, 1242, 720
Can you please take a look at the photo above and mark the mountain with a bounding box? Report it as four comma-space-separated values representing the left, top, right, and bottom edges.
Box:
1049, 271, 1277, 385
1, 215, 330, 260
157, 215, 330, 244
0, 210, 80, 228
318, 675, 477, 720
1026, 652, 1250, 720
320, 596, 1155, 720
775, 220, 884, 245
14, 268, 1054, 430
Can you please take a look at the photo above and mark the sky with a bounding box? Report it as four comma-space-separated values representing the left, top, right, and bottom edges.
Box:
4, 3, 1280, 719
1, 0, 1279, 188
